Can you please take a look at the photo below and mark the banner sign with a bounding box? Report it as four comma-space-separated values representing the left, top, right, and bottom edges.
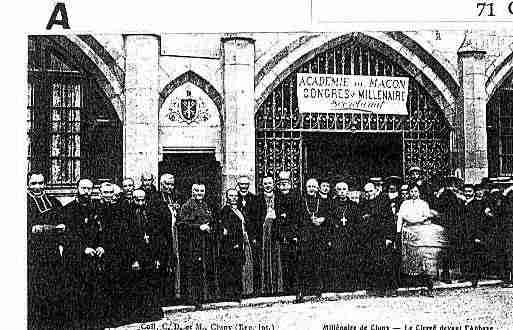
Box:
297, 73, 409, 115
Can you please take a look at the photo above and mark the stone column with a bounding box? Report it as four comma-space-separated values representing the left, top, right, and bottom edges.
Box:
123, 35, 160, 186
457, 32, 488, 184
221, 37, 256, 193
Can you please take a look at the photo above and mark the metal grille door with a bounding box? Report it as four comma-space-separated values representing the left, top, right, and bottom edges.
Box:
255, 40, 450, 190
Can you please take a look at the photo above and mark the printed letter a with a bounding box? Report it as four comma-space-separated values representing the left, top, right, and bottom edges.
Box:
46, 3, 70, 30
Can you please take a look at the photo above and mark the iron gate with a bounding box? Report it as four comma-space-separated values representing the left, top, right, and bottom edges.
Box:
255, 39, 451, 190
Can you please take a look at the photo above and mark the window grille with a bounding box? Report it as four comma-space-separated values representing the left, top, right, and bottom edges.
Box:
255, 40, 450, 190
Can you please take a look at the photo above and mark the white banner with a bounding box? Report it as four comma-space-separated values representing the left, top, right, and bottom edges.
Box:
297, 73, 409, 115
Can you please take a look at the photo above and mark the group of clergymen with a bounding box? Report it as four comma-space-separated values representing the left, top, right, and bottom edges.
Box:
27, 167, 513, 329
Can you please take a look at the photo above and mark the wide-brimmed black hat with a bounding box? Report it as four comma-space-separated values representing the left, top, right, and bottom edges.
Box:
384, 175, 402, 187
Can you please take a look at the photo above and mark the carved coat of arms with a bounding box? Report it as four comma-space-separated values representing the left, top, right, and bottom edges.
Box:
168, 90, 210, 125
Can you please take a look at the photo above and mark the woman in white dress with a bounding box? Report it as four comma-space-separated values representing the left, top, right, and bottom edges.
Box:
397, 184, 447, 296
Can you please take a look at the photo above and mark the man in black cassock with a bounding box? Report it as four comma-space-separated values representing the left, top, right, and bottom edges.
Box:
275, 171, 301, 296
60, 178, 105, 328
27, 172, 64, 329
298, 178, 332, 299
126, 189, 168, 322
358, 182, 393, 293
319, 179, 331, 200
218, 188, 255, 301
120, 177, 135, 209
178, 183, 218, 307
328, 181, 360, 292
236, 175, 260, 295
255, 176, 284, 296
96, 182, 131, 326
151, 173, 181, 304
139, 171, 159, 203
381, 177, 403, 294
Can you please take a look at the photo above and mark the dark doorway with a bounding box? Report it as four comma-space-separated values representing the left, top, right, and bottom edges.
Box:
303, 132, 403, 189
159, 153, 222, 209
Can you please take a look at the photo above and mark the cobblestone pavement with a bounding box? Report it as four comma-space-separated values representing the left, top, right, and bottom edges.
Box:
115, 287, 513, 330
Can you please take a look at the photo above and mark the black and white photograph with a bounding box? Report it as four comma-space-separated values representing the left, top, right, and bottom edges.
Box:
13, 1, 513, 329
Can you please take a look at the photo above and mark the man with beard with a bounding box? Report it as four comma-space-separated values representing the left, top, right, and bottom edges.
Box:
236, 175, 260, 294
139, 172, 158, 203
60, 178, 105, 328
27, 172, 64, 329
255, 176, 284, 296
218, 188, 255, 301
297, 178, 331, 300
358, 182, 393, 294
328, 181, 360, 292
275, 171, 300, 295
319, 179, 331, 200
97, 182, 131, 325
126, 189, 167, 322
152, 173, 181, 304
178, 183, 217, 307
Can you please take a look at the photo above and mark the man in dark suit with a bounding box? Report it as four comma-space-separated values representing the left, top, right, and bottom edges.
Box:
462, 184, 493, 287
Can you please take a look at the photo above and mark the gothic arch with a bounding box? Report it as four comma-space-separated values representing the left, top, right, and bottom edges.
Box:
486, 43, 513, 100
45, 35, 125, 121
255, 31, 459, 127
159, 70, 224, 123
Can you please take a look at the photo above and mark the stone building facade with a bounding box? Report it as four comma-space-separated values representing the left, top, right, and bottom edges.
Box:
27, 30, 513, 202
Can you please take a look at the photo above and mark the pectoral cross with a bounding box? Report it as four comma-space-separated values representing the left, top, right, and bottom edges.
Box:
144, 232, 150, 244
341, 217, 347, 226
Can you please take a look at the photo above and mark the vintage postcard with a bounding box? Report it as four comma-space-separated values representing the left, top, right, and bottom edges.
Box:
16, 1, 513, 329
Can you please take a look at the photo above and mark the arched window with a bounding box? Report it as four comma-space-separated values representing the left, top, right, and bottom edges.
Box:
27, 36, 122, 188
487, 73, 513, 176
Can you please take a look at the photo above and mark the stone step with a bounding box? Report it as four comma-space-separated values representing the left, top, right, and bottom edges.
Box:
161, 279, 504, 317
